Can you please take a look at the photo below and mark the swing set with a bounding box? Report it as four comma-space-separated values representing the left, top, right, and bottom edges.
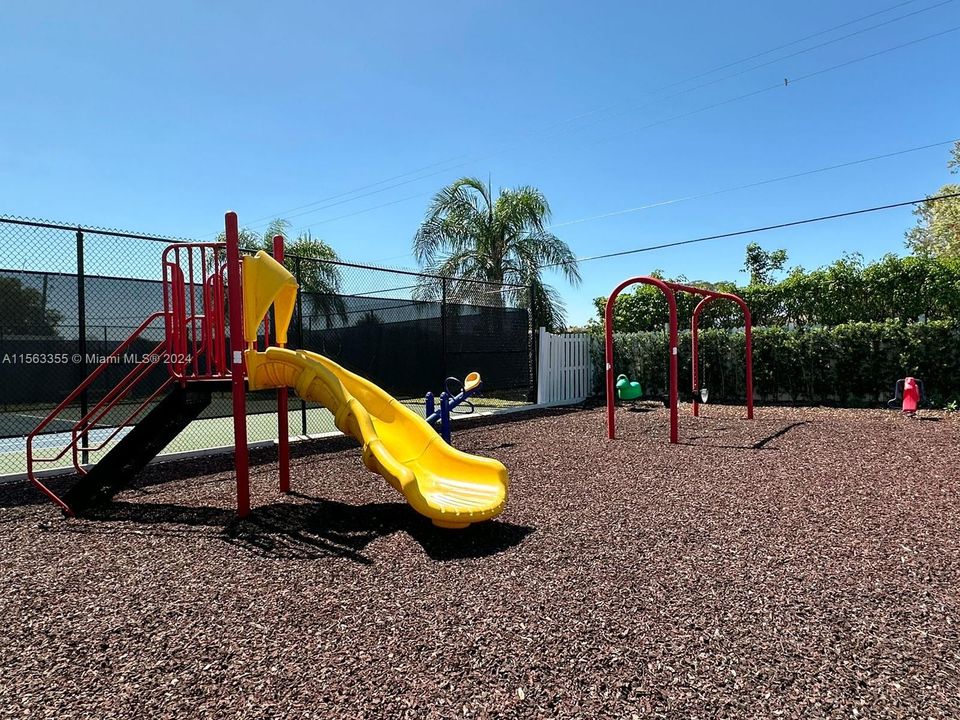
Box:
603, 277, 754, 443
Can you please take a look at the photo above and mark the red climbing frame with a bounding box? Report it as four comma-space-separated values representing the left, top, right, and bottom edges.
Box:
26, 213, 292, 519
604, 278, 753, 443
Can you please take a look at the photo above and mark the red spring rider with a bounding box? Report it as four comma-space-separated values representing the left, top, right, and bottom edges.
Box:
887, 376, 926, 415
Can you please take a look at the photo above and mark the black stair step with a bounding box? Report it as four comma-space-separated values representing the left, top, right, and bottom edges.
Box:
64, 383, 217, 514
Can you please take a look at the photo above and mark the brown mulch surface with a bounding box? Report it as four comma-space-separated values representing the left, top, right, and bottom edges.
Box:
2, 405, 959, 719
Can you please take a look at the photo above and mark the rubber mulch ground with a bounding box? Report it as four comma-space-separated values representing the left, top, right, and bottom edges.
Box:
2, 405, 958, 719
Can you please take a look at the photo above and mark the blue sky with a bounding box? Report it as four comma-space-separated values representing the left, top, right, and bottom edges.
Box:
1, 0, 958, 325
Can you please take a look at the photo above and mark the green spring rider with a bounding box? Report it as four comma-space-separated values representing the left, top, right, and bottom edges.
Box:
615, 374, 642, 401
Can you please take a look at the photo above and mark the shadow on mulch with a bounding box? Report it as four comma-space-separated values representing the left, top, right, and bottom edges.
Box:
677, 421, 811, 450
52, 493, 533, 564
0, 434, 364, 510
2, 406, 586, 510
625, 401, 669, 413
750, 421, 810, 448
664, 420, 811, 450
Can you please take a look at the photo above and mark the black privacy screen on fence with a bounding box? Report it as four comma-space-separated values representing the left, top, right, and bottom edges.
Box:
0, 216, 533, 457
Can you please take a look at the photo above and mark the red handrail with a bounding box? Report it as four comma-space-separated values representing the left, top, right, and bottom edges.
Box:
72, 349, 174, 458
72, 339, 167, 440
26, 312, 168, 515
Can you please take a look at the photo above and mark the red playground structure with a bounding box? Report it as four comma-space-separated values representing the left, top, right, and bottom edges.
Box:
25, 215, 287, 517
603, 277, 754, 443
26, 213, 509, 528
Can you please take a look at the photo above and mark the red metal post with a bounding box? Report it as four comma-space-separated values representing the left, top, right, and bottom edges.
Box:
668, 307, 678, 443
188, 247, 199, 377
744, 306, 754, 419
225, 212, 250, 518
273, 235, 291, 494
605, 277, 679, 443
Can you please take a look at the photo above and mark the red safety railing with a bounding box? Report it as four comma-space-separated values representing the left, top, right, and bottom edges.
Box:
161, 242, 229, 381
26, 242, 229, 515
25, 312, 173, 514
25, 222, 294, 520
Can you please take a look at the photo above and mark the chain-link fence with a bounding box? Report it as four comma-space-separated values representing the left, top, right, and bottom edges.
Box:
0, 215, 534, 476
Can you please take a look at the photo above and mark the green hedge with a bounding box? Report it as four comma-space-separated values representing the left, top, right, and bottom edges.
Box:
593, 321, 960, 407
595, 254, 960, 331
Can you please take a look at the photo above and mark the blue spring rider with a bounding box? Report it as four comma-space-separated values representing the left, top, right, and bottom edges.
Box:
425, 372, 482, 444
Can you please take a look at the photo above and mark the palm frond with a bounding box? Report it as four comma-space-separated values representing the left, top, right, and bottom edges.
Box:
413, 178, 493, 266
520, 231, 582, 286
495, 186, 551, 236
261, 218, 292, 247
527, 276, 567, 331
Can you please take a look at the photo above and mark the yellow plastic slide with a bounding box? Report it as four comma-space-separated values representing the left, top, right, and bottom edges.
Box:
245, 347, 508, 528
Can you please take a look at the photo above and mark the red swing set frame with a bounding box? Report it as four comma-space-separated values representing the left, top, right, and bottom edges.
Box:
603, 277, 753, 443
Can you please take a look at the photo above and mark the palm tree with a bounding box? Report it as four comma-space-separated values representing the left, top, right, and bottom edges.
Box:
412, 177, 580, 331
218, 219, 347, 328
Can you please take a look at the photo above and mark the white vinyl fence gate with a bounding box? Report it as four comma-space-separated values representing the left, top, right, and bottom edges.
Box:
536, 327, 593, 405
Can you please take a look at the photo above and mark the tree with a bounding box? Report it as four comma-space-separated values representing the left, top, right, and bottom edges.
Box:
0, 277, 62, 336
905, 141, 960, 259
218, 218, 346, 328
905, 190, 960, 258
412, 177, 580, 331
742, 243, 788, 285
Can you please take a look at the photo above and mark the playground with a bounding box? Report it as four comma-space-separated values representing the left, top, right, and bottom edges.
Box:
6, 0, 960, 712
2, 403, 957, 717
2, 214, 958, 717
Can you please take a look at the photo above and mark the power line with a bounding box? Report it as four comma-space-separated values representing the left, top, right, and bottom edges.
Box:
365, 137, 960, 263
254, 164, 465, 227
792, 23, 960, 84
199, 159, 472, 239
658, 0, 926, 89
542, 191, 960, 269
236, 157, 470, 230
583, 23, 960, 150
213, 0, 945, 237
276, 22, 960, 235
294, 191, 429, 232
756, 0, 953, 69
549, 138, 959, 228
283, 23, 959, 240
565, 0, 954, 134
